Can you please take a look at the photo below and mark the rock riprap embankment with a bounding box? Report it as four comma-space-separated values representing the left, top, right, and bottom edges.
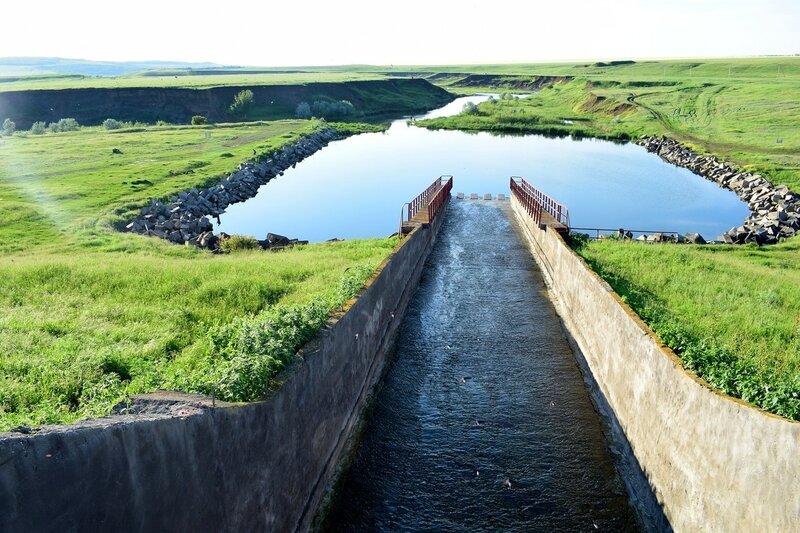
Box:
638, 136, 800, 245
125, 127, 340, 249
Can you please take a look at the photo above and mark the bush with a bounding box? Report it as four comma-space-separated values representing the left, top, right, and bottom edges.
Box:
30, 121, 47, 135
311, 99, 355, 119
48, 118, 80, 133
1, 118, 15, 136
230, 89, 255, 118
103, 118, 125, 130
191, 115, 207, 125
462, 102, 479, 115
206, 264, 375, 401
295, 102, 312, 119
220, 234, 260, 253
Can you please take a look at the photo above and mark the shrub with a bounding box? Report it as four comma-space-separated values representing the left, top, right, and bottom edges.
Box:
30, 121, 47, 135
156, 120, 169, 126
1, 118, 15, 136
191, 115, 207, 125
462, 102, 479, 115
48, 118, 80, 133
103, 118, 125, 130
311, 99, 355, 119
206, 264, 375, 401
230, 89, 255, 118
220, 234, 260, 253
295, 102, 312, 119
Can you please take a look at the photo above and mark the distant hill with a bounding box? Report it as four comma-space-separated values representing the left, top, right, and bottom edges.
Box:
0, 57, 223, 77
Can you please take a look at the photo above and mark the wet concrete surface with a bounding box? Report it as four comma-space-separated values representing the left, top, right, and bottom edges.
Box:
323, 200, 640, 532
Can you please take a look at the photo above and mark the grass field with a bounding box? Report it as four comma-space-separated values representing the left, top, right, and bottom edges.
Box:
575, 238, 800, 420
0, 71, 387, 92
418, 57, 800, 192
0, 120, 394, 430
0, 120, 327, 252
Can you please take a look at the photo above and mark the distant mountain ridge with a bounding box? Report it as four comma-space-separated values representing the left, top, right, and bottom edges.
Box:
0, 57, 224, 77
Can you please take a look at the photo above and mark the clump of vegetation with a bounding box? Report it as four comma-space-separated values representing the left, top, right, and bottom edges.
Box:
29, 121, 47, 135
103, 118, 126, 130
220, 234, 260, 253
191, 115, 207, 125
296, 100, 355, 119
230, 89, 255, 118
462, 101, 479, 115
48, 118, 80, 133
295, 102, 312, 119
1, 118, 16, 136
204, 264, 375, 401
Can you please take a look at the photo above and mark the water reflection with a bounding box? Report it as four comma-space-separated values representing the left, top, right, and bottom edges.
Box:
214, 96, 748, 241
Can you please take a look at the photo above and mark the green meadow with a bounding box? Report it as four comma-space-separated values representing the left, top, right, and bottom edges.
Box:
0, 120, 394, 430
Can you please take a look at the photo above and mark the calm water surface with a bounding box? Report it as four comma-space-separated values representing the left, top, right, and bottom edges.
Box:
215, 95, 747, 240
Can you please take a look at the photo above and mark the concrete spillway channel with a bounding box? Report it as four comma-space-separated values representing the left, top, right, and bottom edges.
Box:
322, 199, 640, 531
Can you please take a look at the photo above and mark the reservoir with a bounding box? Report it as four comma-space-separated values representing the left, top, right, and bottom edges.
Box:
214, 95, 748, 241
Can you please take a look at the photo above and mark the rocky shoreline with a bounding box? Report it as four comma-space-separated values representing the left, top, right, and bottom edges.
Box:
125, 127, 341, 250
637, 136, 799, 245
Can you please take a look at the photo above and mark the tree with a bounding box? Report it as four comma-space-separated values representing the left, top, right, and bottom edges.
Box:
48, 118, 80, 133
1, 118, 15, 136
103, 118, 124, 130
230, 89, 255, 118
191, 115, 207, 125
30, 121, 47, 135
462, 102, 479, 115
295, 102, 312, 119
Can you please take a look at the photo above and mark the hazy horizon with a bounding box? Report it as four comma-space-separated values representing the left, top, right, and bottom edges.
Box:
4, 0, 798, 67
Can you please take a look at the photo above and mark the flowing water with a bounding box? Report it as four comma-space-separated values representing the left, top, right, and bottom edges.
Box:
323, 200, 641, 531
215, 94, 747, 241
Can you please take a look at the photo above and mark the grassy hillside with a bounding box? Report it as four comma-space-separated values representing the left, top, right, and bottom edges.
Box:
0, 120, 395, 430
0, 79, 453, 129
419, 57, 800, 192
0, 71, 384, 92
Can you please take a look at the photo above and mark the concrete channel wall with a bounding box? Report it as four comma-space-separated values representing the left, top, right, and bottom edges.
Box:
510, 196, 800, 532
0, 211, 448, 533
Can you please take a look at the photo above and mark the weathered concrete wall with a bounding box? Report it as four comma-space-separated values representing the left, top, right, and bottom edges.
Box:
0, 207, 448, 533
510, 196, 800, 532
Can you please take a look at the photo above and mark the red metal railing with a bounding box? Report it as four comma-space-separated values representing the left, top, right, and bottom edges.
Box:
409, 177, 445, 221
427, 176, 453, 223
510, 176, 570, 228
510, 177, 543, 224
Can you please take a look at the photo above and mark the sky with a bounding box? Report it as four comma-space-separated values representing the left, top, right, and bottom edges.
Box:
3, 0, 798, 66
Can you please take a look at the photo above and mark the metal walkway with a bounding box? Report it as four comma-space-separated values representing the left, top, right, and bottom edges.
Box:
324, 199, 639, 532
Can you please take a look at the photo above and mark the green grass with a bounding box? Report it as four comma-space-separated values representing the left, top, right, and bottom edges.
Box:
0, 119, 396, 430
0, 239, 395, 430
0, 71, 387, 92
0, 120, 323, 252
417, 57, 800, 192
575, 238, 800, 420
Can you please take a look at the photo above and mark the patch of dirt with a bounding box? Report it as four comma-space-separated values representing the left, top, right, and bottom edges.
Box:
579, 92, 607, 112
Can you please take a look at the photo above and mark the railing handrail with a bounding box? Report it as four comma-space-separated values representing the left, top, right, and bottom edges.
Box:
570, 227, 680, 234
408, 175, 452, 221
510, 176, 570, 228
427, 176, 453, 223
